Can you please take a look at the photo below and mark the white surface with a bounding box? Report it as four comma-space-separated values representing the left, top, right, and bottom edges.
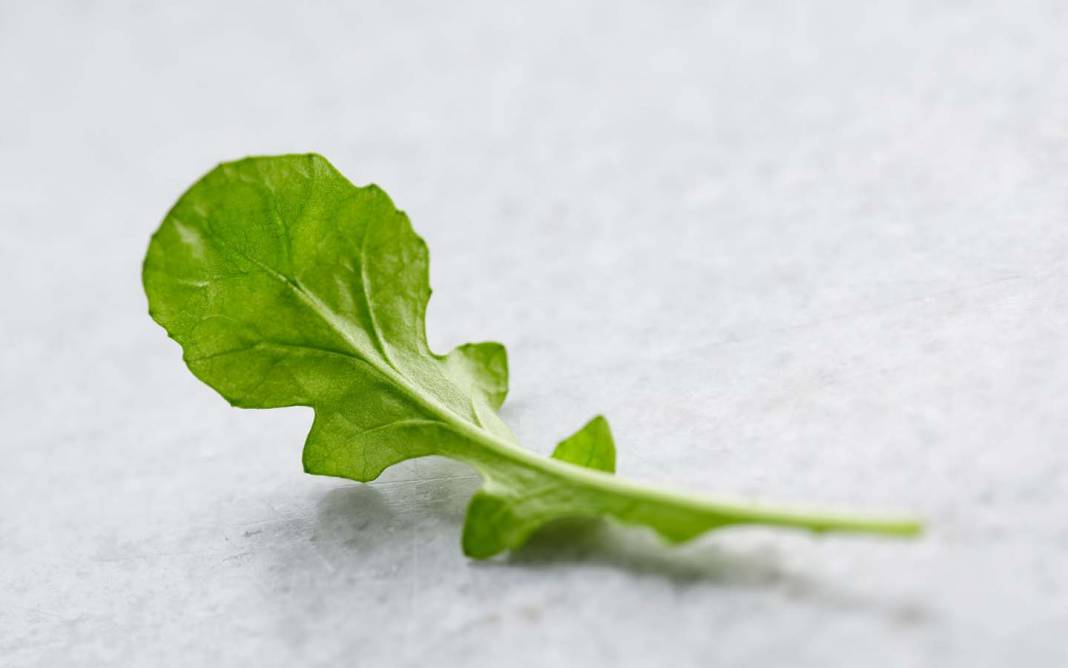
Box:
2, 1, 1067, 666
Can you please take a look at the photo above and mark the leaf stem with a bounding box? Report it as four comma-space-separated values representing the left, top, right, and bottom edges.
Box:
446, 410, 922, 540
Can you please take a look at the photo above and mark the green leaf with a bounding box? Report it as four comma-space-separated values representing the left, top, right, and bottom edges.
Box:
143, 154, 922, 559
552, 416, 616, 473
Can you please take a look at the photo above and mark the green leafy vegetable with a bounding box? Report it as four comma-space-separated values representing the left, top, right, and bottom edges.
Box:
143, 154, 921, 558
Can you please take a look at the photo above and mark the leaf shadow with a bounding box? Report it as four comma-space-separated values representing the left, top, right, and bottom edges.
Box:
490, 519, 927, 624
500, 517, 787, 587
308, 459, 930, 625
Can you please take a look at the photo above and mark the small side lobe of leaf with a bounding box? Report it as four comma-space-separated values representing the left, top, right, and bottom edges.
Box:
461, 491, 518, 559
460, 417, 618, 558
445, 341, 509, 410
551, 415, 616, 473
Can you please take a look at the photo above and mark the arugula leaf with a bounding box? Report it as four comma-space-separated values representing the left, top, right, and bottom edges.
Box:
143, 154, 921, 558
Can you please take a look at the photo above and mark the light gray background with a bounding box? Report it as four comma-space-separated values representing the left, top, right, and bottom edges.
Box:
2, 1, 1066, 666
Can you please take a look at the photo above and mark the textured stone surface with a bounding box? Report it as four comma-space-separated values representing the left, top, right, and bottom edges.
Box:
2, 1, 1067, 666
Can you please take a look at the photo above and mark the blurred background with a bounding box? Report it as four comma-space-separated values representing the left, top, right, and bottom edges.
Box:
2, 1, 1067, 666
